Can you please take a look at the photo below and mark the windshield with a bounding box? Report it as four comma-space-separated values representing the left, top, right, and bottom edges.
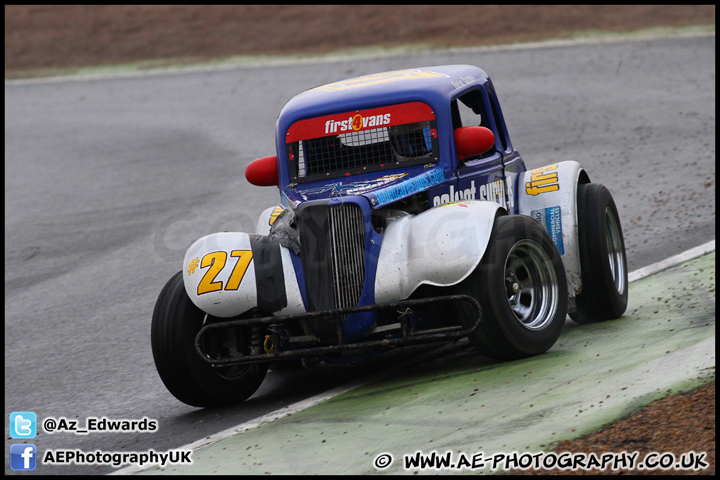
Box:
285, 102, 438, 183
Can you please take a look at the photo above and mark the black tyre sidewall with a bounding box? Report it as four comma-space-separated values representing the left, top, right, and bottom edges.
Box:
574, 183, 629, 323
463, 215, 568, 360
151, 271, 267, 408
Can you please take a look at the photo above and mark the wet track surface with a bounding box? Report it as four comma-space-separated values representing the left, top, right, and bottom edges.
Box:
132, 250, 715, 475
4, 34, 715, 475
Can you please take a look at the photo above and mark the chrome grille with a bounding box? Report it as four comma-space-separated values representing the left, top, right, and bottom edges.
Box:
328, 203, 365, 309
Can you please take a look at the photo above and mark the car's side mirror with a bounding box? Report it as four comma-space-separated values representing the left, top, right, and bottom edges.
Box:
454, 126, 495, 161
245, 155, 279, 186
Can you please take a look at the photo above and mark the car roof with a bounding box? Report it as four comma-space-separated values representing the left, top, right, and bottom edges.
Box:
276, 64, 490, 133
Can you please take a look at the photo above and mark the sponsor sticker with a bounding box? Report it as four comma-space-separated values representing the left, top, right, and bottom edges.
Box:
286, 102, 435, 143
371, 168, 445, 206
525, 164, 559, 196
432, 177, 514, 210
531, 206, 564, 255
311, 69, 449, 92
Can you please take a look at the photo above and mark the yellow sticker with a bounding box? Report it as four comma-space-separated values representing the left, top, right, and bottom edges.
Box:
311, 69, 449, 92
269, 206, 284, 226
438, 201, 470, 208
525, 164, 559, 196
187, 257, 199, 275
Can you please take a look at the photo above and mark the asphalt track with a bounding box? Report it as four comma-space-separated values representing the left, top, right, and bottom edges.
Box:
4, 32, 715, 475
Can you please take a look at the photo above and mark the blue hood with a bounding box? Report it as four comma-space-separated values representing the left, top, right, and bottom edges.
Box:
288, 165, 448, 208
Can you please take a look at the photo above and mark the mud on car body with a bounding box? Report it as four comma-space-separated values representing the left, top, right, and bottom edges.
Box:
152, 65, 628, 407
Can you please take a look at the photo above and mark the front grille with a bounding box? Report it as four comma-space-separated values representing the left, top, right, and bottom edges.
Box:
296, 201, 366, 313
328, 203, 365, 309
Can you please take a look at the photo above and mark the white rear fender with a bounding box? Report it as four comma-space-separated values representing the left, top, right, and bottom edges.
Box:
374, 200, 502, 303
517, 160, 588, 295
183, 232, 305, 318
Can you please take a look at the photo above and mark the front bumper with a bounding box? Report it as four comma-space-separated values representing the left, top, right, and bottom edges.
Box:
195, 294, 481, 366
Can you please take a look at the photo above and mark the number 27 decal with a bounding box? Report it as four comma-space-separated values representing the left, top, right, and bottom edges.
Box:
195, 250, 253, 296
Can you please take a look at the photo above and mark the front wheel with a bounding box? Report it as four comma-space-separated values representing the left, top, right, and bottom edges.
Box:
151, 271, 268, 408
571, 183, 628, 324
456, 215, 568, 360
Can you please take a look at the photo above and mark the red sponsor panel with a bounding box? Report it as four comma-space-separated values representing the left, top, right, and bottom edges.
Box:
286, 102, 435, 143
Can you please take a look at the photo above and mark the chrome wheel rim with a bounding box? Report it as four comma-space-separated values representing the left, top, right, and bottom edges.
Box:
604, 207, 627, 296
504, 240, 559, 331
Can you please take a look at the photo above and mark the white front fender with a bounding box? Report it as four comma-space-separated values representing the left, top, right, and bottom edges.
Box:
255, 205, 285, 236
517, 160, 587, 296
183, 232, 305, 318
374, 200, 502, 303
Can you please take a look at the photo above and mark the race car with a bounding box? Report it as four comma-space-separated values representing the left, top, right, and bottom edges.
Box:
151, 65, 628, 407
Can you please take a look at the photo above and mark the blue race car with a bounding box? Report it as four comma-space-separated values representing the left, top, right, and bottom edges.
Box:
152, 65, 628, 407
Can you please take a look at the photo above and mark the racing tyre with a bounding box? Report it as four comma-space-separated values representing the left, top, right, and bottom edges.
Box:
457, 215, 568, 360
571, 183, 628, 323
151, 271, 268, 408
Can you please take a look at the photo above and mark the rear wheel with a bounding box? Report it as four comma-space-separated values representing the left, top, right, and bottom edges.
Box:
456, 215, 568, 360
571, 183, 628, 324
151, 271, 268, 408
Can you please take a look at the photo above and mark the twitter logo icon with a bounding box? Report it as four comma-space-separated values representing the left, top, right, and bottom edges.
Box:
10, 412, 37, 439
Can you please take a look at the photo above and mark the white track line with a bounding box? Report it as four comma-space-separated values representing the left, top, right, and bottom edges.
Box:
110, 382, 365, 475
628, 240, 715, 283
111, 341, 463, 475
112, 240, 716, 475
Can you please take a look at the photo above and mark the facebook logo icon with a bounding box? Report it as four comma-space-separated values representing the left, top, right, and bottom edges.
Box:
10, 412, 37, 439
10, 444, 37, 471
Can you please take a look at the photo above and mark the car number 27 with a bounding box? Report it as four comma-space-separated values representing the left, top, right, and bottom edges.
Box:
195, 250, 253, 295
